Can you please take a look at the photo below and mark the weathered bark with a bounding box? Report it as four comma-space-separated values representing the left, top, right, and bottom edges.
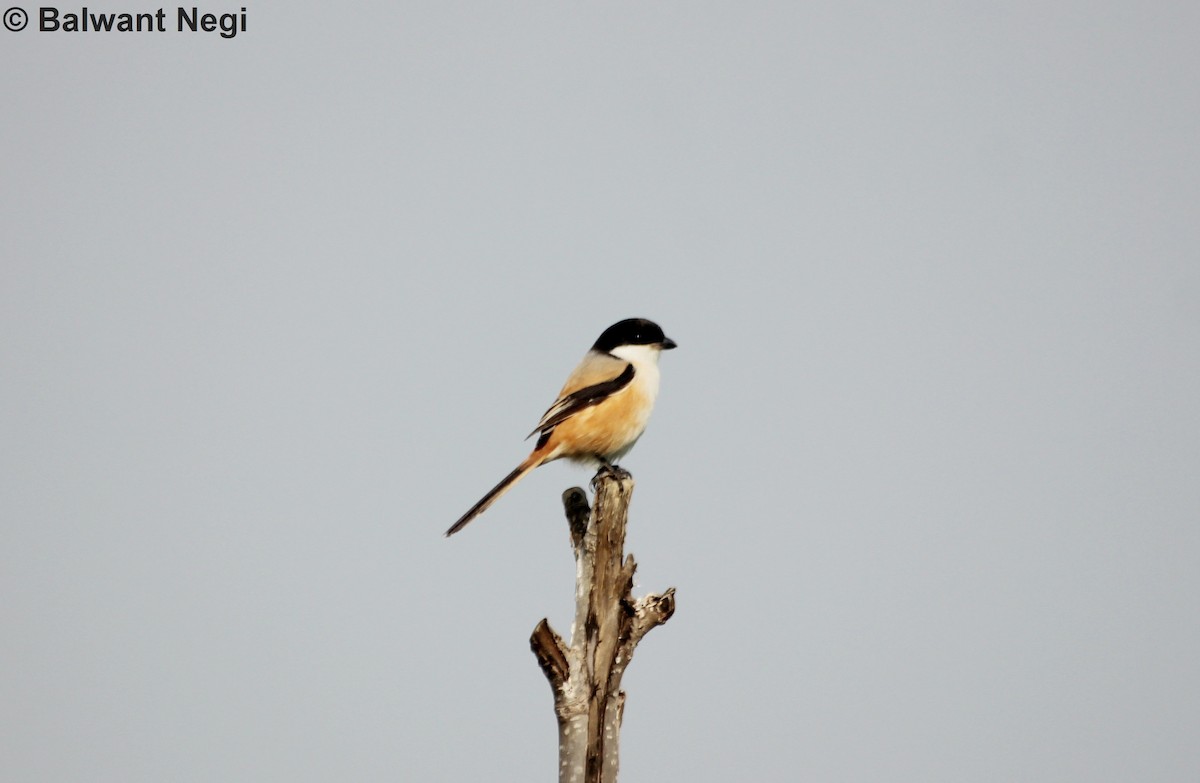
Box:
530, 469, 675, 783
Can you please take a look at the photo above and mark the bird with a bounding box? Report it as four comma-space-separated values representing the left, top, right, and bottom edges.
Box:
446, 318, 677, 537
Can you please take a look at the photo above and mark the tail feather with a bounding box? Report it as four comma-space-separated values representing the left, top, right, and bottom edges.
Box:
446, 455, 541, 537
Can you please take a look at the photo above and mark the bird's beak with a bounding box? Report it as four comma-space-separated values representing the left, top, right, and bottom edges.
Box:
660, 337, 678, 350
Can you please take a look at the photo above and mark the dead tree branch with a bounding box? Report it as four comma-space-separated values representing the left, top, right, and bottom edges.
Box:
529, 469, 675, 783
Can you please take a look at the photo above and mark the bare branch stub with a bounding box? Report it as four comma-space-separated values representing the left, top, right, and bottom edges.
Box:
561, 487, 590, 551
530, 619, 569, 693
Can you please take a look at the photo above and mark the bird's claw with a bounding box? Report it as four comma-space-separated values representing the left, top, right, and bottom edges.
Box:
596, 461, 631, 481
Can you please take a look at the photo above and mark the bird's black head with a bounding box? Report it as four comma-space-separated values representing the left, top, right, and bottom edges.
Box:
592, 318, 677, 354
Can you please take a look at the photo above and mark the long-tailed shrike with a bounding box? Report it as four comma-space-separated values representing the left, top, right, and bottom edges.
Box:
446, 318, 676, 536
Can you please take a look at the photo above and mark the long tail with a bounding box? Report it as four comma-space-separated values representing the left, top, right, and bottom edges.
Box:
445, 453, 543, 537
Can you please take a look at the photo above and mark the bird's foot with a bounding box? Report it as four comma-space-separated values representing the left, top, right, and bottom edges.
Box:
596, 460, 631, 481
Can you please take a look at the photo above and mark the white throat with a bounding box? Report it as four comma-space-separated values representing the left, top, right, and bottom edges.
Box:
609, 343, 662, 402
609, 343, 662, 367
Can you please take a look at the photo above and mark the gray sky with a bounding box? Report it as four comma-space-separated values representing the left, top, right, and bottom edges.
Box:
3, 2, 1198, 781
